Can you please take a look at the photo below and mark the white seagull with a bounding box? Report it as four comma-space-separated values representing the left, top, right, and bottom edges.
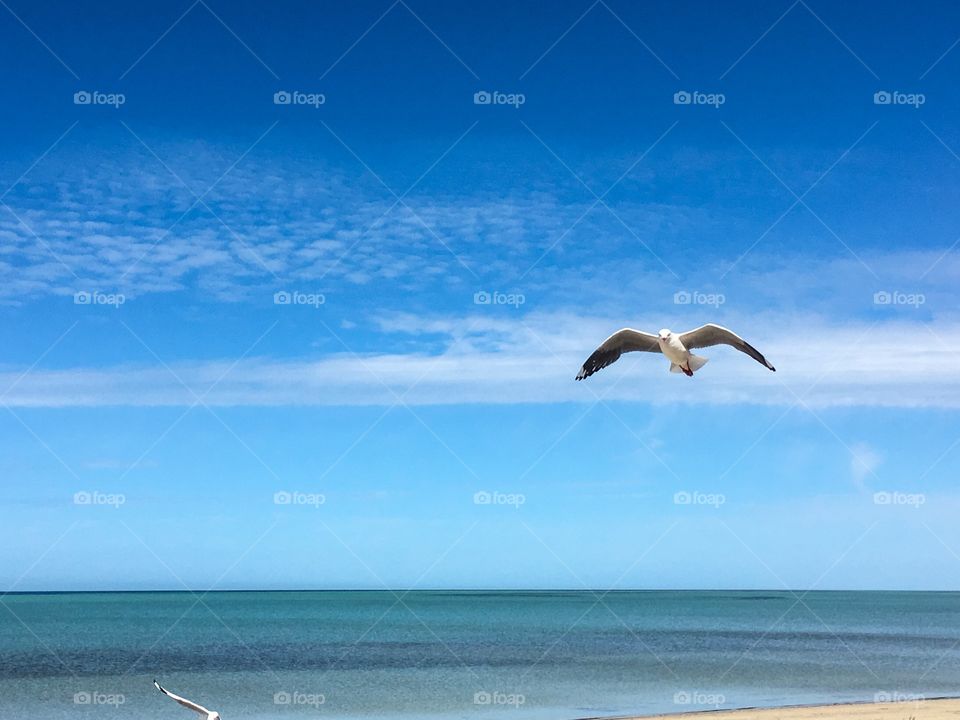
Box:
154, 680, 221, 720
576, 323, 776, 380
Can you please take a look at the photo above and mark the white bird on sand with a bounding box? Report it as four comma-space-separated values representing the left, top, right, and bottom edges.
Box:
576, 323, 776, 380
154, 680, 221, 720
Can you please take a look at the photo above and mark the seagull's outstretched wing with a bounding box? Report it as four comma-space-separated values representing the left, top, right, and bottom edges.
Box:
679, 324, 776, 371
154, 680, 213, 717
576, 329, 661, 380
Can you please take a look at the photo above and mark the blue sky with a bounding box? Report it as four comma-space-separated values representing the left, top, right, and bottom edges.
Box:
1, 0, 960, 591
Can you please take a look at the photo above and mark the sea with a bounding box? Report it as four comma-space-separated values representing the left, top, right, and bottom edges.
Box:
1, 590, 958, 719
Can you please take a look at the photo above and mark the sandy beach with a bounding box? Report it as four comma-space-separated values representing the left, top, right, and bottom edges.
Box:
615, 698, 960, 720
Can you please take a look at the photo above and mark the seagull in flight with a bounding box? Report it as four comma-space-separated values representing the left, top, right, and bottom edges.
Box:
576, 323, 776, 380
154, 680, 221, 720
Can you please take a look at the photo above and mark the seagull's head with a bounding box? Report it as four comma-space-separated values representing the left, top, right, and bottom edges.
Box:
658, 329, 671, 342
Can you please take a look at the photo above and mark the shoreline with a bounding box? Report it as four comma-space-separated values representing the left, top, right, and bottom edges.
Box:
590, 697, 960, 720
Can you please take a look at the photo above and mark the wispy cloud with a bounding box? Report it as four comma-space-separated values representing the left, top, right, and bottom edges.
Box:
4, 142, 959, 411
3, 313, 958, 408
0, 142, 714, 304
850, 442, 883, 490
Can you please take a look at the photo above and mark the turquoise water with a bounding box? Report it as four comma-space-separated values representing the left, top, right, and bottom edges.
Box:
1, 590, 959, 719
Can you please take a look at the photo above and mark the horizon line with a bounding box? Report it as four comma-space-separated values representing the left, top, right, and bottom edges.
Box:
3, 587, 958, 595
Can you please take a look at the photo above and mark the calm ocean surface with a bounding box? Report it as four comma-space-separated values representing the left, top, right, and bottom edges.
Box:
1, 590, 958, 719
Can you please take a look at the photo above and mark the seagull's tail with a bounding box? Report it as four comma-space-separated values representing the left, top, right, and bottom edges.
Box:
688, 354, 708, 372
671, 355, 709, 374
